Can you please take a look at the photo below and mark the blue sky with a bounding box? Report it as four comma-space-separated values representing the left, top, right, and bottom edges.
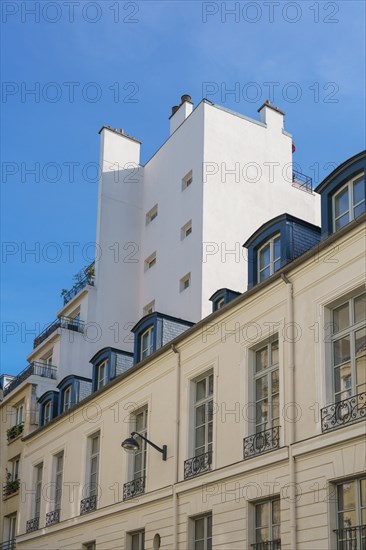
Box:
1, 0, 365, 375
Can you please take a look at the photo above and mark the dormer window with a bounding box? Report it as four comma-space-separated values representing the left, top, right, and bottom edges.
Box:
258, 234, 281, 282
43, 401, 52, 424
63, 387, 72, 412
141, 326, 154, 359
333, 174, 365, 231
96, 360, 108, 390
216, 298, 225, 310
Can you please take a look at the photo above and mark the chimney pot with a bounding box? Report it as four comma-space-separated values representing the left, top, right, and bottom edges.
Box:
181, 94, 191, 104
171, 105, 180, 116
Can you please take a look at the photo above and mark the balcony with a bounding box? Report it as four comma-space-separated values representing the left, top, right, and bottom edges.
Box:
6, 423, 24, 443
26, 517, 39, 533
62, 262, 95, 305
45, 509, 60, 526
3, 478, 20, 499
292, 169, 313, 192
0, 541, 16, 550
321, 392, 366, 433
33, 316, 85, 348
251, 540, 281, 550
123, 476, 145, 501
184, 450, 212, 480
335, 525, 366, 549
243, 426, 280, 460
3, 362, 57, 398
80, 494, 97, 515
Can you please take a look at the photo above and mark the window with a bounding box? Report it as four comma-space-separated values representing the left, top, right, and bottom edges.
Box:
194, 514, 212, 550
44, 401, 52, 424
181, 220, 192, 240
258, 234, 281, 282
10, 457, 20, 482
4, 514, 17, 547
82, 542, 96, 550
146, 204, 158, 225
180, 273, 191, 292
14, 403, 24, 426
140, 326, 154, 359
182, 170, 193, 191
130, 530, 145, 550
133, 408, 148, 482
333, 174, 365, 231
331, 293, 366, 403
54, 452, 64, 512
336, 477, 366, 549
44, 352, 53, 366
143, 300, 155, 316
194, 372, 213, 459
34, 463, 43, 519
145, 252, 157, 271
63, 386, 72, 412
254, 340, 280, 434
88, 433, 100, 498
254, 498, 281, 547
216, 298, 225, 310
96, 360, 108, 390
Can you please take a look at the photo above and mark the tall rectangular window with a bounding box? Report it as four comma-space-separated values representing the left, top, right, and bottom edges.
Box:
336, 477, 366, 549
134, 408, 148, 481
255, 340, 280, 434
140, 326, 154, 359
34, 463, 43, 519
14, 403, 24, 426
180, 273, 191, 292
55, 452, 64, 512
89, 433, 100, 498
5, 514, 17, 547
63, 386, 72, 412
254, 498, 281, 547
96, 360, 108, 390
130, 530, 145, 550
194, 514, 212, 550
194, 372, 213, 458
331, 293, 366, 402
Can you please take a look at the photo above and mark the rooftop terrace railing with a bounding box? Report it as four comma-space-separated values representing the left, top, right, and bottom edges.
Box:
33, 316, 84, 349
3, 362, 57, 397
292, 169, 313, 192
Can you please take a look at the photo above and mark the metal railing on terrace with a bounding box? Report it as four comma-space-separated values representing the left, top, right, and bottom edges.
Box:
3, 362, 57, 397
0, 540, 16, 550
62, 262, 95, 305
251, 540, 281, 550
321, 392, 366, 433
334, 525, 366, 549
33, 316, 85, 348
292, 169, 313, 192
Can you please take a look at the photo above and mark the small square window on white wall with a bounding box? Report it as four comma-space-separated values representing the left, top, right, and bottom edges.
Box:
180, 273, 191, 292
143, 300, 155, 316
146, 204, 158, 225
182, 170, 193, 191
181, 220, 192, 240
144, 252, 157, 271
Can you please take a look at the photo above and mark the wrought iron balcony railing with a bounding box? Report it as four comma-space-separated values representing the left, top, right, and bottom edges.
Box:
80, 494, 97, 515
33, 316, 85, 348
3, 478, 20, 499
292, 169, 313, 192
243, 426, 280, 460
26, 517, 39, 533
3, 362, 57, 398
334, 525, 366, 549
62, 263, 95, 305
251, 540, 281, 550
45, 509, 60, 526
0, 540, 16, 550
321, 392, 366, 433
184, 450, 212, 479
123, 476, 145, 501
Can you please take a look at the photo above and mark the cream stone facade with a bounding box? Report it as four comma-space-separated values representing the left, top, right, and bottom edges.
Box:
11, 215, 366, 550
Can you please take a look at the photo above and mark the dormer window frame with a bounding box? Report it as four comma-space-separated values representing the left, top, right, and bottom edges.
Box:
140, 326, 154, 360
332, 173, 365, 232
63, 386, 72, 412
257, 233, 281, 283
96, 360, 108, 391
43, 401, 52, 425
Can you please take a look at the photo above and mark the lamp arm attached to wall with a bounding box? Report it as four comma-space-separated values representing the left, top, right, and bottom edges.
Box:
131, 431, 167, 461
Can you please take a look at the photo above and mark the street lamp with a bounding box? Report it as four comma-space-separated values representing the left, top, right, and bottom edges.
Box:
121, 431, 167, 461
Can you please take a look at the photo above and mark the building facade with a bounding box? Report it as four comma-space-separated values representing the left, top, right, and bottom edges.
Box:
1, 99, 365, 550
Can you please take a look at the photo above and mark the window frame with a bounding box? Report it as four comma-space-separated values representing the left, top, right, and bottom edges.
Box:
34, 463, 43, 519
332, 174, 365, 232
335, 476, 366, 547
62, 386, 72, 412
88, 432, 100, 498
193, 371, 214, 458
193, 513, 212, 550
54, 452, 64, 512
96, 360, 108, 390
132, 407, 148, 482
145, 204, 158, 225
129, 529, 145, 550
140, 326, 154, 360
181, 220, 192, 240
330, 292, 366, 402
257, 233, 281, 283
182, 170, 193, 191
144, 252, 157, 271
253, 339, 280, 435
143, 300, 155, 316
43, 400, 52, 424
180, 273, 191, 292
14, 403, 24, 427
253, 497, 281, 545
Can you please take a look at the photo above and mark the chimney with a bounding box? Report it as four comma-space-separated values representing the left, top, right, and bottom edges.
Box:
257, 99, 285, 131
169, 94, 193, 135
